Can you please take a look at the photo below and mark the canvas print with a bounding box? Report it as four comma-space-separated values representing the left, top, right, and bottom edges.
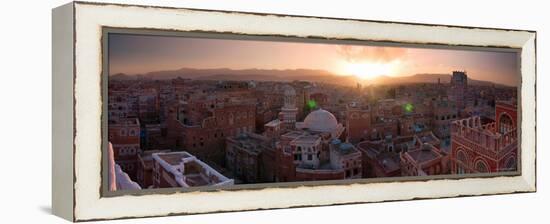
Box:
106, 32, 519, 192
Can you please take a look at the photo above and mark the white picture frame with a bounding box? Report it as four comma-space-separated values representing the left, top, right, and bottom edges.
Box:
52, 1, 536, 221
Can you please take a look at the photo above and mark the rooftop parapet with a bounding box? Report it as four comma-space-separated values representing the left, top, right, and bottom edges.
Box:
451, 116, 517, 154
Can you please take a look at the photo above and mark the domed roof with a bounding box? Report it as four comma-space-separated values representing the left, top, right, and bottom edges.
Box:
303, 109, 338, 132
283, 85, 296, 96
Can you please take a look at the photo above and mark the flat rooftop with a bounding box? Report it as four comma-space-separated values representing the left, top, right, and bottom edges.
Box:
331, 140, 359, 155
157, 152, 192, 166
230, 134, 271, 154
406, 148, 440, 163
282, 131, 304, 139
378, 154, 401, 172
356, 141, 400, 172
294, 135, 321, 143
152, 151, 233, 188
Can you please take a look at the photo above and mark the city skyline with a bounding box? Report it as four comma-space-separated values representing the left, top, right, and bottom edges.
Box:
107, 74, 519, 190
107, 33, 519, 191
109, 33, 519, 86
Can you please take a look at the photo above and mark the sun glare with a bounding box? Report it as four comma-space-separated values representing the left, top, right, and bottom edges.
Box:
343, 61, 398, 80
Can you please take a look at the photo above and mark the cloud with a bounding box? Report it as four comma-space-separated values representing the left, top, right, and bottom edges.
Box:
337, 45, 408, 63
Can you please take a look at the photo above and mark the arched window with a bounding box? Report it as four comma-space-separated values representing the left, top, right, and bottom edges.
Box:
294, 146, 302, 161
505, 157, 517, 171
456, 150, 468, 174
499, 113, 514, 134
475, 160, 489, 173
457, 151, 467, 164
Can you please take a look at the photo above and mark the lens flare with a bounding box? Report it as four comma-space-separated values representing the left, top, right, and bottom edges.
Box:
404, 103, 414, 113
307, 100, 318, 110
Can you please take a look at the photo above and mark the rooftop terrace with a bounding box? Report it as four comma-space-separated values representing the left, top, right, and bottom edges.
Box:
153, 151, 233, 188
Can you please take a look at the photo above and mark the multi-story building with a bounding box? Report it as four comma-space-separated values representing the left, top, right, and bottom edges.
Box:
279, 85, 298, 131
166, 100, 256, 165
106, 76, 518, 186
326, 139, 363, 179
431, 96, 458, 140
138, 88, 160, 123
225, 133, 276, 183
108, 90, 132, 121
450, 101, 518, 174
143, 123, 164, 150
309, 92, 329, 108
346, 102, 372, 143
347, 98, 435, 144
357, 131, 444, 178
449, 71, 468, 111
107, 142, 141, 191
398, 114, 432, 137
400, 143, 448, 176
274, 109, 361, 182
357, 137, 408, 178
151, 151, 234, 188
371, 117, 399, 140
136, 149, 171, 189
374, 99, 400, 118
108, 118, 141, 180
291, 81, 311, 121
255, 109, 277, 133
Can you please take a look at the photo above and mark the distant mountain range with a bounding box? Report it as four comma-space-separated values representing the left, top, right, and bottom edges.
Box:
369, 73, 502, 87
110, 68, 511, 87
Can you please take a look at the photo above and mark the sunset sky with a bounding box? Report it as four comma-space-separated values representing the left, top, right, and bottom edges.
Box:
109, 34, 519, 86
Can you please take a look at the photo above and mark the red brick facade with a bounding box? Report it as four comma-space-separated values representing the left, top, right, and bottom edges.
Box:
166, 103, 256, 165
108, 118, 141, 180
346, 105, 371, 143
309, 92, 329, 108
450, 102, 518, 174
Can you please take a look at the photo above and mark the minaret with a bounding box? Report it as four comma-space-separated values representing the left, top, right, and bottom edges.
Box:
279, 85, 298, 130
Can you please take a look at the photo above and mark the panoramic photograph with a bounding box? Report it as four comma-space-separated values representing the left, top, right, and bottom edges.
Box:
106, 33, 519, 191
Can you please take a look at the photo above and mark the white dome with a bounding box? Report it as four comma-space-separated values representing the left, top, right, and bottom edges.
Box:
303, 109, 338, 132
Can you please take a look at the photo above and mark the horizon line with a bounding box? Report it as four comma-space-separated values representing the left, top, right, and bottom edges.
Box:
108, 67, 517, 87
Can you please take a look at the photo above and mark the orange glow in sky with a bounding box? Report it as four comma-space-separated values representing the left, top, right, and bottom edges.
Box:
339, 60, 401, 79
109, 34, 519, 86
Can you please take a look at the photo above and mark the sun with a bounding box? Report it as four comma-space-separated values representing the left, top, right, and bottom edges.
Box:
342, 61, 398, 80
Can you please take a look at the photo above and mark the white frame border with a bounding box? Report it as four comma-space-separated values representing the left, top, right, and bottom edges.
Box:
71, 2, 536, 221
